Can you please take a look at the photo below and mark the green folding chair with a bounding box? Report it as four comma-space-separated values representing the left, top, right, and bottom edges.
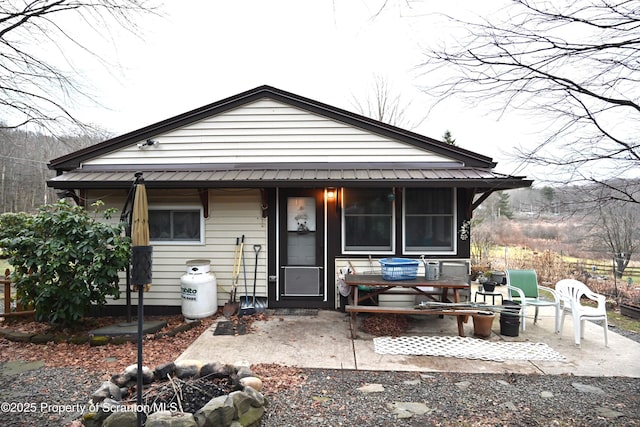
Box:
506, 269, 560, 333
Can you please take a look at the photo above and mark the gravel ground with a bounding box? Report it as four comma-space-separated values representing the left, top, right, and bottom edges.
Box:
0, 364, 638, 426
262, 370, 640, 427
260, 326, 640, 426
0, 364, 103, 427
0, 327, 638, 426
606, 324, 640, 343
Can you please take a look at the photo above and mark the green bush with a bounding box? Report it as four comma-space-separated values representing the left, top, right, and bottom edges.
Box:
0, 212, 33, 258
0, 212, 33, 239
0, 201, 130, 327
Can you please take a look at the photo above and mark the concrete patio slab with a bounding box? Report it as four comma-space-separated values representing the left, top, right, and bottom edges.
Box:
177, 289, 640, 378
178, 310, 356, 369
89, 319, 167, 336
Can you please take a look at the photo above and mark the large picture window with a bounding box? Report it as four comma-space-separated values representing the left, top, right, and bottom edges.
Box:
343, 188, 394, 252
404, 188, 455, 252
149, 207, 202, 243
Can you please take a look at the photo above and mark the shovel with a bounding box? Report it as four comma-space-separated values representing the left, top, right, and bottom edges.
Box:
239, 236, 256, 316
252, 244, 267, 313
222, 237, 241, 318
222, 290, 238, 318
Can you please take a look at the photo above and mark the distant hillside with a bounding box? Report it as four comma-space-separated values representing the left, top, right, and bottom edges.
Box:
0, 128, 104, 213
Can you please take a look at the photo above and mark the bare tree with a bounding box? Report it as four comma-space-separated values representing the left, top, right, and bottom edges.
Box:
0, 128, 99, 212
418, 0, 640, 204
470, 219, 494, 266
350, 74, 424, 129
0, 0, 156, 136
590, 194, 640, 279
601, 206, 639, 279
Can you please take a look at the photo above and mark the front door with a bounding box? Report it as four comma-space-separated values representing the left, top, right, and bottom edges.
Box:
275, 189, 329, 308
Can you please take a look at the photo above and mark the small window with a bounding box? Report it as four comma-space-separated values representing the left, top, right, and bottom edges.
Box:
404, 188, 455, 252
343, 188, 394, 252
149, 208, 202, 243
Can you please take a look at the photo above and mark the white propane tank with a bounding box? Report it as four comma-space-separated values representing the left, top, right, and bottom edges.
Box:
180, 260, 217, 320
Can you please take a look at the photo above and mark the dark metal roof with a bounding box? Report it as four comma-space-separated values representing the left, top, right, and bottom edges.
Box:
47, 166, 532, 190
48, 85, 498, 172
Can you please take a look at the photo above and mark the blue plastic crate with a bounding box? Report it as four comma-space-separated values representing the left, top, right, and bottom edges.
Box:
379, 258, 419, 281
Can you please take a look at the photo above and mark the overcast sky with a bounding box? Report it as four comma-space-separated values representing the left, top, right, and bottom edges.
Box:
69, 0, 536, 179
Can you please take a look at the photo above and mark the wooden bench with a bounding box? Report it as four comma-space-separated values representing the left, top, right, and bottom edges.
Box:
345, 304, 480, 337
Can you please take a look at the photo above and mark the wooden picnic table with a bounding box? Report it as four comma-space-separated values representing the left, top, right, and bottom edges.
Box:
344, 274, 473, 337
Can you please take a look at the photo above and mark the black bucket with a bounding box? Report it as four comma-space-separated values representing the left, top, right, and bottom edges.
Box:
500, 300, 521, 337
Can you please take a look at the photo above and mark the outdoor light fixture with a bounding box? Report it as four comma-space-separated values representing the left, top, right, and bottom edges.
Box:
326, 188, 336, 200
137, 139, 159, 149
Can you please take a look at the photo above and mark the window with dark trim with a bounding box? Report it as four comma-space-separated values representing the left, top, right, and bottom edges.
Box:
149, 208, 201, 242
342, 188, 394, 252
404, 188, 454, 252
341, 187, 456, 254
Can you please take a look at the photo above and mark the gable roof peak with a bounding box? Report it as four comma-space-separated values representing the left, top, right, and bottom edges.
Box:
49, 84, 496, 171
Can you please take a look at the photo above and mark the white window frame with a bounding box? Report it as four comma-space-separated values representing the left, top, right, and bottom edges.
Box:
148, 204, 205, 245
402, 188, 457, 255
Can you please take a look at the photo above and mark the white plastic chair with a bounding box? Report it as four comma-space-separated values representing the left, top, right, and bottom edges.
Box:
506, 269, 560, 332
555, 279, 608, 347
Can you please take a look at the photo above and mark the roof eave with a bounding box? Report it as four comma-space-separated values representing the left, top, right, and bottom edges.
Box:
47, 177, 532, 191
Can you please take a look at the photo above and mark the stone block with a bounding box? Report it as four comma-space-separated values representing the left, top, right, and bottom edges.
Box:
103, 410, 137, 427
30, 334, 55, 344
239, 377, 263, 392
3, 330, 34, 342
68, 335, 90, 344
236, 366, 254, 379
110, 335, 138, 344
236, 405, 264, 427
81, 410, 110, 427
124, 364, 154, 384
241, 386, 264, 408
91, 381, 122, 404
154, 362, 176, 380
193, 395, 235, 427
145, 411, 197, 427
199, 362, 223, 378
83, 398, 123, 427
230, 389, 266, 425
90, 335, 111, 346
174, 360, 203, 379
111, 373, 133, 388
